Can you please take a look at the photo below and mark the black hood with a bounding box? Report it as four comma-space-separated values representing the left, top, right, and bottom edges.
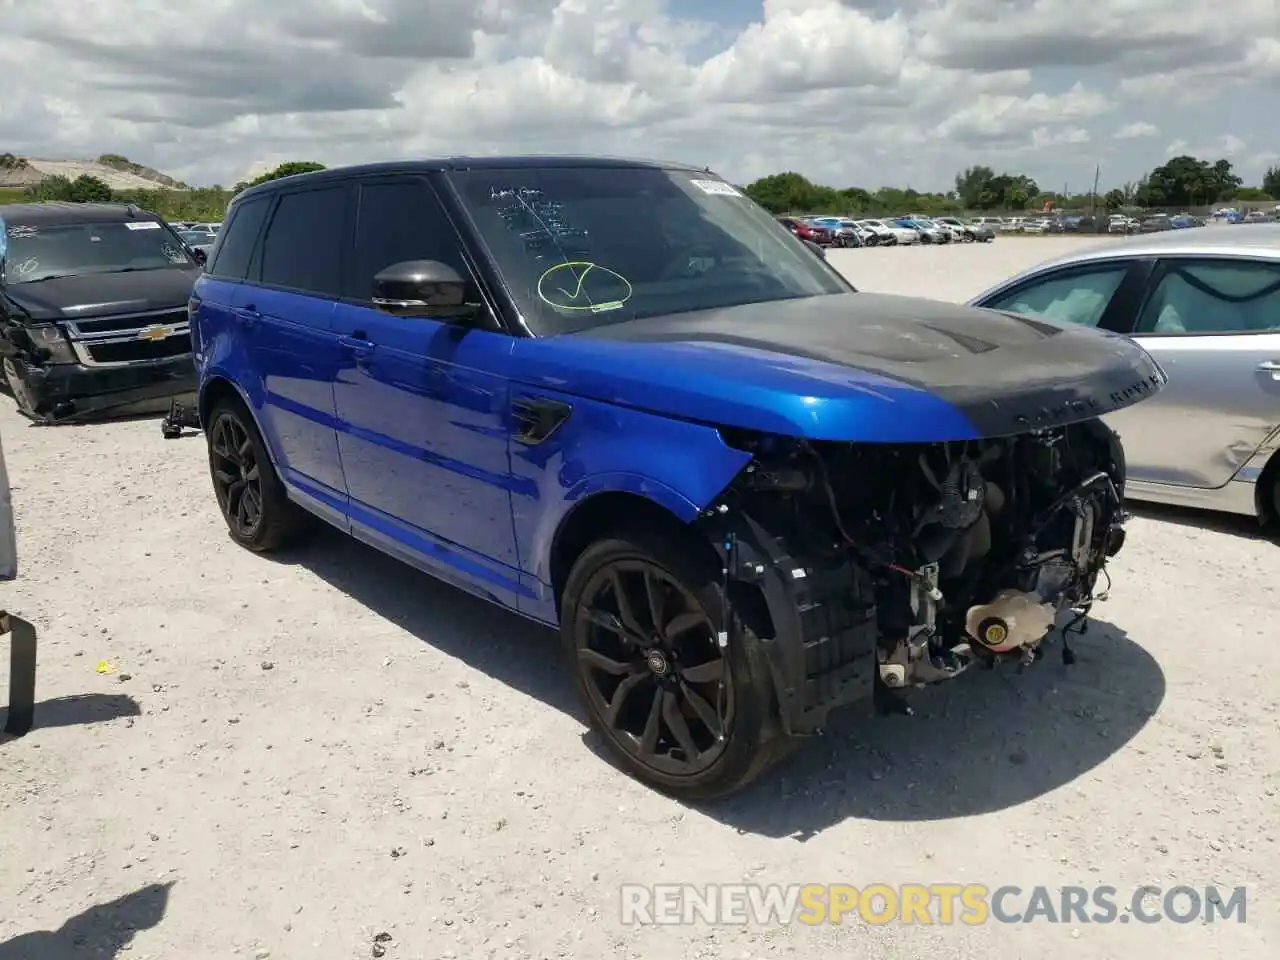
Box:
2, 267, 200, 322
574, 292, 1167, 436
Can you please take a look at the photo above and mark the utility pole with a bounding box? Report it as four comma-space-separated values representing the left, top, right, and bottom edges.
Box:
1090, 164, 1101, 217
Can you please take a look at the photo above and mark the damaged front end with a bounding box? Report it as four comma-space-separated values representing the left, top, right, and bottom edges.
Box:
696, 420, 1128, 734
1, 320, 196, 424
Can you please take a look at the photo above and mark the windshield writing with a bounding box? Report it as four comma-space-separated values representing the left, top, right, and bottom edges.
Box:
1, 221, 193, 283
448, 167, 848, 334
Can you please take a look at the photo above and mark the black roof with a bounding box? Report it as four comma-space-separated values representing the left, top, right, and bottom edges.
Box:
235, 154, 711, 203
0, 201, 161, 227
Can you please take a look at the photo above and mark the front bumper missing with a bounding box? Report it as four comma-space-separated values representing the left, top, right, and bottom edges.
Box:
700, 509, 877, 736
1, 610, 36, 738
6, 355, 197, 424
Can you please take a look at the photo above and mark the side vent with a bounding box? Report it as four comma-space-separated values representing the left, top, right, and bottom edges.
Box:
511, 396, 571, 445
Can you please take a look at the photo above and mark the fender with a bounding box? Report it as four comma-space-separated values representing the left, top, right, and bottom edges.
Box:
196, 370, 279, 469
509, 387, 753, 592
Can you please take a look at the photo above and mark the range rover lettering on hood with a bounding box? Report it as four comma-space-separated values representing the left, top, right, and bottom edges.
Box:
573, 291, 1167, 437
1011, 369, 1168, 431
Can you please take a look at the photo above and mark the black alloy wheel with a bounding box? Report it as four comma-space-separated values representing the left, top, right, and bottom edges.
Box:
210, 411, 264, 540
206, 400, 311, 551
562, 533, 782, 799
577, 559, 731, 775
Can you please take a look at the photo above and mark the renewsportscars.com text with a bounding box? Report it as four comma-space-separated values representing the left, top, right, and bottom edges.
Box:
620, 883, 1247, 926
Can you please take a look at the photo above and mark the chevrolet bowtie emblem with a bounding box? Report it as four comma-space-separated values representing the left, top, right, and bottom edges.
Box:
137, 324, 171, 341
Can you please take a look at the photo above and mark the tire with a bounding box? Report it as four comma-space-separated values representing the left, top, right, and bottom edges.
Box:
1259, 456, 1280, 531
205, 399, 313, 552
561, 531, 788, 800
2, 356, 38, 418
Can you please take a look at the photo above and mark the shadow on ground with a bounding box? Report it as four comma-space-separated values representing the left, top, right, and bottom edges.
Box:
0, 882, 172, 959
0, 694, 141, 747
1127, 500, 1271, 541
275, 527, 1164, 837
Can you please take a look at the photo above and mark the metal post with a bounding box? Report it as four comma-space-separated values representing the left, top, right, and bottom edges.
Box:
1, 610, 37, 737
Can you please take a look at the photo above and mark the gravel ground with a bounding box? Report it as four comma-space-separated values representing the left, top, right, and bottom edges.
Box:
2, 237, 1276, 959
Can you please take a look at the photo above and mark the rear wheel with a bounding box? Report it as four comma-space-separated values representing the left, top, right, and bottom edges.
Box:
561, 532, 785, 800
206, 399, 312, 552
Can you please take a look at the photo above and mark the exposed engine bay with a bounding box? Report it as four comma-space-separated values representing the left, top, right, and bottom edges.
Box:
715, 420, 1127, 717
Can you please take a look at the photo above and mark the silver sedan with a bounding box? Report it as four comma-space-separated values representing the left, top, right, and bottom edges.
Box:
969, 224, 1280, 525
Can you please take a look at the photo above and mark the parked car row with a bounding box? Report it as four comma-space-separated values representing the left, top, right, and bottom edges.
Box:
1108, 212, 1207, 234
1212, 206, 1279, 224
776, 215, 995, 247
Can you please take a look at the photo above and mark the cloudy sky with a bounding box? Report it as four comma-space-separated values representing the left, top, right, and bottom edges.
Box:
1, 0, 1276, 191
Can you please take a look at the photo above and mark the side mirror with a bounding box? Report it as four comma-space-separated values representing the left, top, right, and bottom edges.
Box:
372, 260, 473, 319
802, 239, 826, 260
190, 248, 207, 266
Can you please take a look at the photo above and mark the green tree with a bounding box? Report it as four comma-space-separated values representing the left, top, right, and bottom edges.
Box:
23, 175, 75, 201
954, 165, 996, 209
1233, 186, 1272, 201
1263, 166, 1280, 199
1138, 155, 1240, 207
235, 161, 327, 193
742, 172, 832, 213
1104, 188, 1126, 210
68, 175, 113, 202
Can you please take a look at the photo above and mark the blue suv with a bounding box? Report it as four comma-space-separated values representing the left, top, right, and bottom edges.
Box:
190, 157, 1164, 798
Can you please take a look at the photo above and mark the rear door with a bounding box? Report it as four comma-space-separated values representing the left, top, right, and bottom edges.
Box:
234, 184, 351, 519
1107, 256, 1280, 489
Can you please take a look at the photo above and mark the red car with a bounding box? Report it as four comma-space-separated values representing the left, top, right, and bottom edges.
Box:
776, 216, 834, 246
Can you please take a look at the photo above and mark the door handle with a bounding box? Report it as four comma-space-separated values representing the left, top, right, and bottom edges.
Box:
1257, 361, 1280, 372
235, 306, 259, 328
338, 335, 376, 359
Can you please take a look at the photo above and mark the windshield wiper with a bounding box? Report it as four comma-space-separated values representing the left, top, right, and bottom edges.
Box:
11, 272, 82, 283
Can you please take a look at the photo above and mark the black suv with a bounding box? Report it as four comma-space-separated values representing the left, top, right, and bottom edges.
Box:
0, 202, 205, 422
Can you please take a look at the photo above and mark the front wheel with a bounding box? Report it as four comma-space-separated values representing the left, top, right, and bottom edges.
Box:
2, 356, 38, 418
561, 532, 785, 800
206, 400, 313, 552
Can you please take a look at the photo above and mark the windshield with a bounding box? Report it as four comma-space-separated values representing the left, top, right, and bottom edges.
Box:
179, 230, 210, 245
1, 219, 193, 283
446, 166, 849, 334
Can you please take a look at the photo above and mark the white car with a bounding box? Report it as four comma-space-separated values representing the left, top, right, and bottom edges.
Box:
858, 219, 919, 245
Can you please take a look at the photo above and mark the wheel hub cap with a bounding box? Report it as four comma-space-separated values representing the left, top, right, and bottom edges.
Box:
645, 649, 670, 676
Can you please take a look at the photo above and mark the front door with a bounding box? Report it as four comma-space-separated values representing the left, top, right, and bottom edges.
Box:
1110, 256, 1280, 489
329, 175, 523, 606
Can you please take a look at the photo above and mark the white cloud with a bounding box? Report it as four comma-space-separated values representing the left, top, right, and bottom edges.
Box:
1114, 121, 1158, 139
0, 0, 1275, 191
931, 82, 1114, 142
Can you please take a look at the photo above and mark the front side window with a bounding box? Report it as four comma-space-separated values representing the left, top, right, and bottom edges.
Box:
1134, 258, 1280, 334
257, 187, 347, 297
343, 178, 469, 302
1, 219, 194, 284
984, 264, 1129, 327
445, 166, 848, 334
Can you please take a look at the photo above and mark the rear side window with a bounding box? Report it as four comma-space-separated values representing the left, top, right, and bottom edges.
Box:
207, 197, 268, 280
1135, 259, 1280, 334
258, 187, 347, 297
343, 178, 468, 302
